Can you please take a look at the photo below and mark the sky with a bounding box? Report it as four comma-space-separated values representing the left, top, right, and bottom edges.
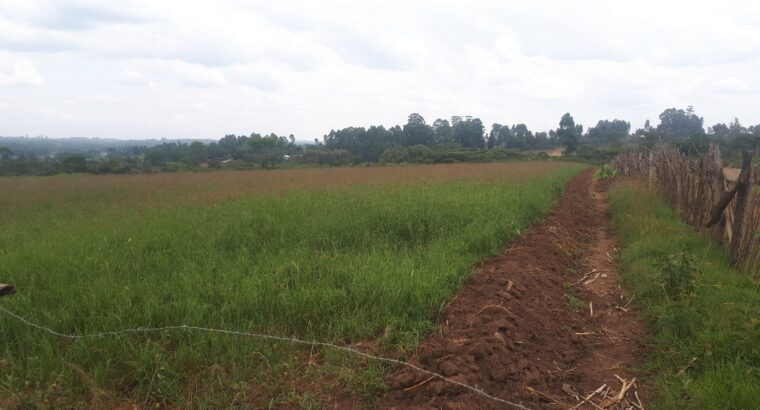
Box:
1, 0, 760, 141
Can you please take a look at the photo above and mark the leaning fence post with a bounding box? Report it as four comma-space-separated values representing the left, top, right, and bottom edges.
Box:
729, 150, 753, 266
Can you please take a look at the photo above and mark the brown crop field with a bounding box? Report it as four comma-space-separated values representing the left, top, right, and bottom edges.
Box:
1, 162, 574, 224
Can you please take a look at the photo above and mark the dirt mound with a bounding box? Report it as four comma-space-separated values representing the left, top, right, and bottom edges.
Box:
381, 169, 645, 409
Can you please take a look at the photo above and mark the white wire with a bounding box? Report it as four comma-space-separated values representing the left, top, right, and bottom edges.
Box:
0, 304, 531, 410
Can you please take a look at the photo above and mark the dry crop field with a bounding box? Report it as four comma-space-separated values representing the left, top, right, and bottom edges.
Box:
0, 161, 582, 408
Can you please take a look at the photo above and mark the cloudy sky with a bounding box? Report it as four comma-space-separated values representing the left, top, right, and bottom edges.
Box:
1, 0, 760, 140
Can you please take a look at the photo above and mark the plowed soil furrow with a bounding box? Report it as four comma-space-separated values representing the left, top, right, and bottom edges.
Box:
382, 169, 646, 409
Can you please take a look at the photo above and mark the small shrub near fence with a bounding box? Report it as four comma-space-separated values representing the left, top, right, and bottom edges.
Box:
611, 145, 760, 278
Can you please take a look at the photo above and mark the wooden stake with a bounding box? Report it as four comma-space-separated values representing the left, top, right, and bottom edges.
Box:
729, 150, 753, 266
707, 143, 727, 244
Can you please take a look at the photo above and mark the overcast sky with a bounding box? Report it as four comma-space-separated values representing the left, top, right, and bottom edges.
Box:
1, 1, 760, 140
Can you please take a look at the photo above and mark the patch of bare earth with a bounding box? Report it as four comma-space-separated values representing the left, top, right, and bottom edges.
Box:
382, 169, 647, 409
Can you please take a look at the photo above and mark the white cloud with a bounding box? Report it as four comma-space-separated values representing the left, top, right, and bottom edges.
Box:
0, 54, 44, 86
1, 0, 760, 138
159, 59, 227, 87
117, 68, 149, 85
40, 107, 74, 121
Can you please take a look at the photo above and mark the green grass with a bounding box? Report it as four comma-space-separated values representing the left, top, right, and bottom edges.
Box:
609, 182, 760, 409
0, 163, 583, 408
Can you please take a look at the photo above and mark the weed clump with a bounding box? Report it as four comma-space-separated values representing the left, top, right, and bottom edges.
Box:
657, 251, 698, 301
595, 164, 618, 180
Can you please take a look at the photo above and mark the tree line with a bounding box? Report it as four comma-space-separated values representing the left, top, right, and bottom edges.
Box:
1, 106, 759, 176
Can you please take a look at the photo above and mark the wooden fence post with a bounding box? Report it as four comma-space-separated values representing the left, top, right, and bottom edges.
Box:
707, 144, 726, 244
729, 150, 753, 266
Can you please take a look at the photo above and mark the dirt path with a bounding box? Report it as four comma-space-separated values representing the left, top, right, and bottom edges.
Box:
382, 169, 646, 409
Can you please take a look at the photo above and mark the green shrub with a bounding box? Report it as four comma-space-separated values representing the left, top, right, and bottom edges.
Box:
595, 163, 618, 179
657, 252, 697, 301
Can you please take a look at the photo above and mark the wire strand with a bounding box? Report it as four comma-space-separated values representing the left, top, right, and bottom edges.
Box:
0, 304, 530, 409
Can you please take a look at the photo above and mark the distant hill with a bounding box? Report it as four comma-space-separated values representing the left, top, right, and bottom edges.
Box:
0, 136, 214, 157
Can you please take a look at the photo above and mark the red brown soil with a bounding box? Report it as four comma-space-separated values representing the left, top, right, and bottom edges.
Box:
382, 169, 647, 409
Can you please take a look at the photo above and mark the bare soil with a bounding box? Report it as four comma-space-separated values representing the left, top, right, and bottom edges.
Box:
382, 169, 647, 409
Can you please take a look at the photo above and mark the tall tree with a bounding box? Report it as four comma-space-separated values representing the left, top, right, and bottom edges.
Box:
748, 125, 760, 137
60, 154, 88, 173
0, 146, 12, 159
709, 123, 730, 138
728, 117, 746, 138
432, 118, 454, 144
403, 113, 435, 146
510, 123, 533, 148
489, 123, 511, 148
587, 119, 630, 143
452, 116, 485, 148
656, 107, 705, 141
487, 123, 501, 148
362, 125, 391, 162
534, 131, 550, 148
557, 113, 580, 154
186, 140, 208, 165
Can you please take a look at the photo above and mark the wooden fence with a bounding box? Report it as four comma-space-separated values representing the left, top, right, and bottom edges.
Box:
611, 145, 759, 278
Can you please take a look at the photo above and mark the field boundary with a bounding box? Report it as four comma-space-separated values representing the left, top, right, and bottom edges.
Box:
0, 304, 531, 410
611, 145, 759, 277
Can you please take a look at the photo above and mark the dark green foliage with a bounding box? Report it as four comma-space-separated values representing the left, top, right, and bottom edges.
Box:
557, 112, 581, 154
298, 148, 355, 166
0, 146, 12, 159
379, 145, 527, 164
59, 154, 88, 173
488, 123, 552, 149
709, 118, 746, 139
324, 125, 402, 162
587, 119, 630, 143
656, 106, 705, 142
403, 113, 436, 146
572, 145, 625, 165
676, 134, 711, 156
249, 133, 294, 169
451, 116, 485, 148
432, 118, 454, 144
4, 105, 757, 177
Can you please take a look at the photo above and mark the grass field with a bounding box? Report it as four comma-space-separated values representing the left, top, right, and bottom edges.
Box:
610, 182, 760, 409
0, 162, 583, 408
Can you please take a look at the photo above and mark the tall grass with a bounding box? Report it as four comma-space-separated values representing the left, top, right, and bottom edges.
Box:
0, 163, 582, 407
609, 182, 760, 409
